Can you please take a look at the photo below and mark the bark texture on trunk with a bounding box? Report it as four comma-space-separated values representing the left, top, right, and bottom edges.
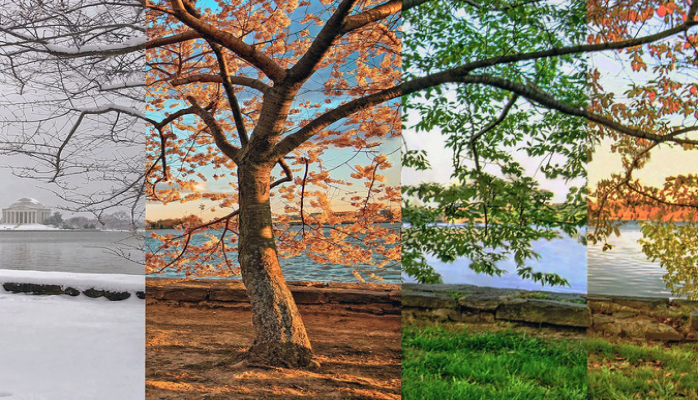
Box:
237, 161, 314, 368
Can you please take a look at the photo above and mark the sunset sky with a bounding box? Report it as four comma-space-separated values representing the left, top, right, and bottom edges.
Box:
146, 137, 401, 221
588, 141, 697, 188
587, 48, 697, 189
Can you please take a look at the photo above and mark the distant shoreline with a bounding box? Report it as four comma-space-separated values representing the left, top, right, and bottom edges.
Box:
588, 219, 695, 225
0, 228, 138, 233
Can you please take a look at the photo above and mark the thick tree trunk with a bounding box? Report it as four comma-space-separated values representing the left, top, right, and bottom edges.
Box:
237, 160, 314, 368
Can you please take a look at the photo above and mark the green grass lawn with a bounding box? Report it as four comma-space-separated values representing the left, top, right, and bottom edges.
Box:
403, 324, 698, 399
402, 325, 587, 399
587, 339, 698, 399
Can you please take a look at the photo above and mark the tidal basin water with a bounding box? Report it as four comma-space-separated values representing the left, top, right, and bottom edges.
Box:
588, 221, 683, 298
403, 223, 680, 298
0, 231, 143, 275
147, 226, 401, 283
402, 230, 588, 294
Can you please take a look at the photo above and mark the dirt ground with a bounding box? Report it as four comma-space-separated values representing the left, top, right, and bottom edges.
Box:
146, 301, 401, 399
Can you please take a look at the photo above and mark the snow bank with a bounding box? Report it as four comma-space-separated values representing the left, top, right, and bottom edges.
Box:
0, 269, 144, 293
0, 223, 60, 230
0, 292, 144, 399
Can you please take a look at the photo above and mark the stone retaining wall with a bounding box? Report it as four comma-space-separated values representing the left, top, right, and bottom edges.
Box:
2, 282, 145, 301
588, 294, 698, 341
403, 284, 698, 342
403, 284, 588, 328
146, 278, 401, 315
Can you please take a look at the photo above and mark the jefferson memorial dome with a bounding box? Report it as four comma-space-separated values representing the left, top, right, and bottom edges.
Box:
1, 198, 52, 225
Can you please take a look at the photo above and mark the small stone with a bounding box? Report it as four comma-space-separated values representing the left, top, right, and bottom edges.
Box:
428, 308, 459, 322
587, 300, 613, 314
291, 288, 327, 305
326, 290, 389, 305
3, 282, 64, 296
645, 325, 684, 341
208, 287, 248, 302
616, 317, 654, 338
613, 311, 637, 319
104, 291, 131, 301
592, 314, 615, 326
62, 287, 80, 296
690, 311, 698, 330
401, 292, 456, 310
495, 299, 589, 328
82, 288, 106, 298
458, 296, 501, 312
613, 297, 668, 312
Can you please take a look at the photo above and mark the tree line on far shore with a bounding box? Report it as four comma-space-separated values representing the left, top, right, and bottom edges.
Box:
146, 215, 204, 230
44, 211, 141, 231
146, 208, 399, 231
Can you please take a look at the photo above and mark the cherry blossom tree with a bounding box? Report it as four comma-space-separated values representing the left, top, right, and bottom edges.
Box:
144, 0, 401, 368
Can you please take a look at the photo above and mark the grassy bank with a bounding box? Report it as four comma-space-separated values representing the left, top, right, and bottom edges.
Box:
402, 325, 587, 399
403, 324, 698, 399
588, 339, 698, 399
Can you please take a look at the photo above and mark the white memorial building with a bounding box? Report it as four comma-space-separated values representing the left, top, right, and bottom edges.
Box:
1, 198, 52, 225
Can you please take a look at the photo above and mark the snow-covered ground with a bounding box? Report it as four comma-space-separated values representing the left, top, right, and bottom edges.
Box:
0, 270, 144, 293
0, 223, 60, 230
0, 225, 140, 232
0, 271, 144, 399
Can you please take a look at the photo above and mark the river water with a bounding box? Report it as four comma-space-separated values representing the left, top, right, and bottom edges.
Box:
0, 231, 143, 275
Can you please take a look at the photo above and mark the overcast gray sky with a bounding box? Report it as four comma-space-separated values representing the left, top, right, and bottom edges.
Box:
0, 154, 76, 214
0, 3, 144, 221
0, 92, 144, 218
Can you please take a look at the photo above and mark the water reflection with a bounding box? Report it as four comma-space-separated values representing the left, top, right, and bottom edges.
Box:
588, 222, 679, 298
